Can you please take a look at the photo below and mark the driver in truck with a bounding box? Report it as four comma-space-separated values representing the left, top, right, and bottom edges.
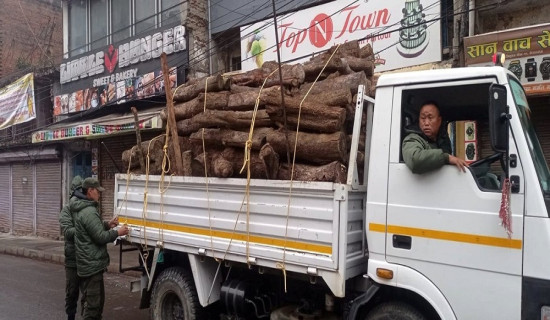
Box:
402, 101, 469, 174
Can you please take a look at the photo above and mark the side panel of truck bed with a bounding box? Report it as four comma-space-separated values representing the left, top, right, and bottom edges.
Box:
115, 174, 368, 296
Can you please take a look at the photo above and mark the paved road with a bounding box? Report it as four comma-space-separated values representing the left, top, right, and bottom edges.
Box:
0, 254, 149, 320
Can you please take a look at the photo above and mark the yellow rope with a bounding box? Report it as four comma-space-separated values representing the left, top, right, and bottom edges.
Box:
276, 44, 342, 292
200, 77, 219, 261
239, 69, 279, 265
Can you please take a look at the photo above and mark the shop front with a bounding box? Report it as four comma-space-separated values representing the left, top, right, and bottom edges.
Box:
32, 109, 163, 218
464, 23, 550, 165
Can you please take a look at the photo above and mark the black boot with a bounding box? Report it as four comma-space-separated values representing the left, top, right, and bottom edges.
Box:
68, 314, 75, 320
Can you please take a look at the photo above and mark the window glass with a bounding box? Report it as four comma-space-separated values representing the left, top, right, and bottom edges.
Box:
511, 78, 550, 194
69, 0, 87, 56
136, 0, 156, 35
161, 0, 181, 26
91, 0, 108, 50
112, 0, 131, 43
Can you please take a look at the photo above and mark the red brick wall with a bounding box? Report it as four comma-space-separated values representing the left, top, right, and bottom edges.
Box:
0, 0, 63, 78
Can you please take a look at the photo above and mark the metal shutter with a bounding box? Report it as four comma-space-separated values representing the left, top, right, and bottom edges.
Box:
530, 98, 550, 166
35, 161, 62, 239
0, 164, 10, 233
12, 163, 34, 235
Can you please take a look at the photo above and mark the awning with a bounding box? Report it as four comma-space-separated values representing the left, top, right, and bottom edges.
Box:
32, 107, 163, 143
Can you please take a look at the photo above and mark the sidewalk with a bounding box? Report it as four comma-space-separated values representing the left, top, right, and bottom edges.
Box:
0, 232, 140, 275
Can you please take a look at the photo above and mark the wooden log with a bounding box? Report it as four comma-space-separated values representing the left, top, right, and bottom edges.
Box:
359, 43, 374, 58
277, 161, 347, 183
267, 107, 346, 133
303, 57, 352, 81
230, 62, 305, 88
162, 53, 184, 175
173, 74, 230, 102
342, 57, 374, 76
259, 143, 279, 179
122, 138, 165, 174
193, 147, 268, 179
261, 89, 346, 132
310, 40, 361, 62
300, 72, 370, 96
130, 107, 146, 171
161, 91, 232, 121
188, 128, 273, 150
176, 110, 272, 136
267, 130, 347, 164
182, 150, 193, 176
295, 88, 352, 106
226, 86, 277, 110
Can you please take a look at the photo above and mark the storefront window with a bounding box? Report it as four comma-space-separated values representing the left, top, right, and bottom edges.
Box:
90, 0, 108, 50
511, 78, 550, 194
69, 0, 87, 56
112, 0, 131, 43
161, 0, 181, 26
136, 0, 156, 35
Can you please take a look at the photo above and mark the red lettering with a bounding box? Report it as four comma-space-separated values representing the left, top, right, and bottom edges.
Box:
336, 5, 391, 39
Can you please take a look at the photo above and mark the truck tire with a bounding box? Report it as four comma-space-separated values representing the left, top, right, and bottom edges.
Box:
365, 301, 426, 320
150, 267, 202, 320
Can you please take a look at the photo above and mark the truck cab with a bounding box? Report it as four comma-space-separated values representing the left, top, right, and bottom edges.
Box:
366, 67, 550, 319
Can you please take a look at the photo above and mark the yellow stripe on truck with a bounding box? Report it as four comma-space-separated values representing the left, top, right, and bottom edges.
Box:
122, 217, 333, 255
369, 223, 522, 249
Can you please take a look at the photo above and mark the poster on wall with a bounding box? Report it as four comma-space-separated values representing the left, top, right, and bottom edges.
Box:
240, 0, 441, 72
464, 23, 550, 96
0, 73, 36, 130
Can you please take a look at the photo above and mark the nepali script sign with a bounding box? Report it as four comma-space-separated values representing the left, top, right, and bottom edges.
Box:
240, 0, 441, 72
464, 23, 550, 96
0, 73, 36, 130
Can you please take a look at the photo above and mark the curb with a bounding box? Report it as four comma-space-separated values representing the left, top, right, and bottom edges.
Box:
0, 243, 141, 277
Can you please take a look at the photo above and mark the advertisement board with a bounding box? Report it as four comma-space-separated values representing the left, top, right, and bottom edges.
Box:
240, 0, 441, 72
0, 73, 36, 130
464, 23, 550, 96
55, 23, 187, 115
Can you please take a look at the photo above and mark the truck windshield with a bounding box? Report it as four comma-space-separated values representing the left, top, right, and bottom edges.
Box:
510, 78, 550, 194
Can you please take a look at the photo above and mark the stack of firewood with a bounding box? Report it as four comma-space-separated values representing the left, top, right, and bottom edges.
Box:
122, 40, 375, 183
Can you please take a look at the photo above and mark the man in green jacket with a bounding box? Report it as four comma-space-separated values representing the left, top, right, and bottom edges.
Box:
59, 175, 84, 320
72, 177, 128, 320
402, 101, 468, 174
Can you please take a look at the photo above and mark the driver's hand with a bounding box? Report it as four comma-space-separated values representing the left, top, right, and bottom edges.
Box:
449, 155, 469, 172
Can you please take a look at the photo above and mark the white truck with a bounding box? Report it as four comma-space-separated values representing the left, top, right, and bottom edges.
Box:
115, 66, 550, 320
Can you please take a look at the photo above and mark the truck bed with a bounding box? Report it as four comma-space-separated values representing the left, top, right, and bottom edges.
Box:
115, 174, 368, 296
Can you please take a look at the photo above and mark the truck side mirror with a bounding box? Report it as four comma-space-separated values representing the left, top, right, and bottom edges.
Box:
489, 84, 509, 153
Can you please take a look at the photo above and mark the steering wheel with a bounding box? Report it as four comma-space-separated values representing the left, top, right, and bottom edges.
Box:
469, 152, 502, 168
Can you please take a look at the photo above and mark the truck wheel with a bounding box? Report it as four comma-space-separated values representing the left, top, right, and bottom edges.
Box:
150, 267, 202, 320
365, 301, 426, 320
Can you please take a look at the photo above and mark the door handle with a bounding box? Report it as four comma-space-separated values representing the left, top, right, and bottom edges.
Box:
510, 175, 520, 193
393, 234, 412, 250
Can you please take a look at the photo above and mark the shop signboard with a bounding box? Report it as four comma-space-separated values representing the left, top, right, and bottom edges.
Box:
32, 116, 161, 143
0, 73, 36, 130
240, 0, 441, 72
55, 23, 188, 116
464, 23, 550, 96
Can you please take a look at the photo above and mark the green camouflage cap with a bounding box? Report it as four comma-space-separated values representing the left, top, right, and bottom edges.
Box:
82, 177, 105, 192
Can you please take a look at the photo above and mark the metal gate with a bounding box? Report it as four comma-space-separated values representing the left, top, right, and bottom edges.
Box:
12, 163, 34, 235
0, 164, 10, 233
35, 161, 62, 238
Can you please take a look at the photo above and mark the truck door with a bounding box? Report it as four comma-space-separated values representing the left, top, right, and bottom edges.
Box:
384, 81, 524, 319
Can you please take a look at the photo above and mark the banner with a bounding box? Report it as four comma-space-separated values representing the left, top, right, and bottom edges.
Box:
0, 73, 36, 130
464, 23, 550, 96
240, 0, 441, 72
32, 114, 161, 143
